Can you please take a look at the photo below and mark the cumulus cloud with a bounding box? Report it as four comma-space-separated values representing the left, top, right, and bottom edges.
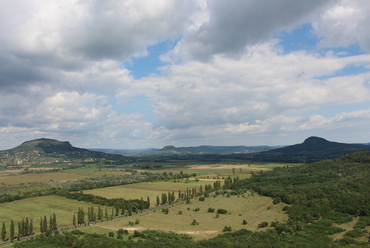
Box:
312, 0, 370, 52
170, 0, 337, 61
0, 0, 370, 149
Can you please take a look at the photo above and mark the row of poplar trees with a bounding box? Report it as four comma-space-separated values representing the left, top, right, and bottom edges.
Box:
1, 214, 57, 242
155, 181, 223, 206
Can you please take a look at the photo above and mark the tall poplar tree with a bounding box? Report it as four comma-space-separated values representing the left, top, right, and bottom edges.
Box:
29, 221, 33, 235
43, 215, 48, 231
73, 213, 76, 227
40, 217, 43, 233
147, 196, 150, 208
17, 222, 20, 241
10, 219, 14, 242
1, 222, 6, 241
53, 213, 57, 231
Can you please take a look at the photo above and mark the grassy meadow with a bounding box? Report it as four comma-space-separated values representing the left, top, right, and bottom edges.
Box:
84, 180, 218, 206
78, 192, 289, 240
0, 195, 104, 234
0, 169, 129, 185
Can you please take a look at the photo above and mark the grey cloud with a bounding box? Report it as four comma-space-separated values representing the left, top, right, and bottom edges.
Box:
183, 0, 337, 61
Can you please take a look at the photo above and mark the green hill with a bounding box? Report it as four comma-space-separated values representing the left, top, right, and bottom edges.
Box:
9, 138, 85, 154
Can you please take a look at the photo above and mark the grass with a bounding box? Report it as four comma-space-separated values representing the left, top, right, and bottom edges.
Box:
0, 170, 129, 185
84, 191, 289, 240
0, 195, 104, 235
84, 180, 219, 207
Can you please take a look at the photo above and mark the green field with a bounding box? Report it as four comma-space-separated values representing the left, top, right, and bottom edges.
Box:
0, 195, 103, 235
84, 180, 218, 206
84, 192, 289, 240
0, 170, 129, 185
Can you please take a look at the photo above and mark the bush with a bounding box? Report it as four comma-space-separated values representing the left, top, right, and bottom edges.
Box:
258, 222, 269, 228
70, 230, 85, 236
194, 207, 200, 212
133, 230, 141, 237
117, 229, 124, 235
354, 221, 367, 229
199, 197, 205, 201
242, 220, 247, 225
191, 219, 199, 225
207, 208, 215, 213
344, 229, 363, 238
273, 197, 281, 204
204, 193, 210, 198
108, 232, 114, 237
222, 226, 232, 232
217, 209, 227, 214
270, 221, 279, 227
135, 218, 140, 224
117, 234, 123, 239
178, 211, 182, 215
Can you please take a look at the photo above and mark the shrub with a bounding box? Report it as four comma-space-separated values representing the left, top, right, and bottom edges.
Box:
117, 234, 123, 239
133, 230, 141, 237
199, 197, 205, 201
70, 230, 85, 235
207, 208, 215, 213
223, 226, 232, 232
194, 207, 200, 212
108, 232, 114, 237
273, 197, 281, 204
191, 219, 199, 225
258, 222, 269, 228
270, 221, 279, 227
135, 218, 140, 224
242, 220, 247, 225
178, 211, 182, 215
355, 221, 367, 229
117, 229, 124, 235
204, 193, 210, 198
344, 229, 363, 238
217, 209, 227, 214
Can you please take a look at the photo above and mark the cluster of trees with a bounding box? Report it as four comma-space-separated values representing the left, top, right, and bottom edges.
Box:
40, 214, 57, 234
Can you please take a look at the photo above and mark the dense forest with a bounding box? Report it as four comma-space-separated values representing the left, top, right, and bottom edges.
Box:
12, 151, 370, 247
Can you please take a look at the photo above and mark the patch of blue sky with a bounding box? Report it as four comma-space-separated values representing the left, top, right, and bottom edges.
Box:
125, 38, 179, 79
275, 23, 318, 53
314, 64, 369, 80
110, 95, 156, 122
275, 23, 366, 58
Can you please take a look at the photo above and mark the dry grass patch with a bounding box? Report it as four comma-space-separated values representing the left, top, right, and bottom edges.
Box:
91, 192, 288, 240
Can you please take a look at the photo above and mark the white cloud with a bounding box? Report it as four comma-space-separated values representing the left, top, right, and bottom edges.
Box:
312, 0, 370, 52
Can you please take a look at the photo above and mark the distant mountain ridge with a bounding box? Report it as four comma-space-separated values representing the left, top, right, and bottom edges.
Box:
266, 136, 369, 154
140, 145, 276, 156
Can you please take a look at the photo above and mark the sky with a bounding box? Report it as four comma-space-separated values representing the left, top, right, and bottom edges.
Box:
0, 0, 370, 150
